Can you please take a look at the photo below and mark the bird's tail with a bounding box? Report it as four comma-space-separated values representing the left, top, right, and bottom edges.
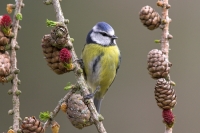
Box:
94, 98, 103, 113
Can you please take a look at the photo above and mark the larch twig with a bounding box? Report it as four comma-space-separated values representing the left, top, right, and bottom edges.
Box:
10, 0, 24, 132
160, 0, 173, 133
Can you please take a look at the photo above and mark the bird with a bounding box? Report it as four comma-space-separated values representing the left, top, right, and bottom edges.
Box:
81, 22, 121, 113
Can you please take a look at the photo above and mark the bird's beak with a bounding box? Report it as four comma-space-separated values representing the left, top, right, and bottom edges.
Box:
111, 35, 118, 39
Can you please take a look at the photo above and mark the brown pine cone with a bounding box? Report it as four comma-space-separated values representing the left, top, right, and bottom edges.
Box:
147, 49, 172, 79
41, 34, 69, 75
51, 25, 68, 49
155, 78, 177, 109
139, 5, 161, 30
0, 31, 9, 46
21, 116, 44, 133
67, 94, 92, 129
0, 51, 11, 77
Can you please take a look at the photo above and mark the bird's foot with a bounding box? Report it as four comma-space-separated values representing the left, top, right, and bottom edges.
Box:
84, 93, 94, 105
74, 59, 84, 69
84, 86, 100, 100
84, 93, 94, 100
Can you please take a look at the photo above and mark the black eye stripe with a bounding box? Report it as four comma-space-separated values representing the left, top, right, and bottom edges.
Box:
100, 32, 108, 36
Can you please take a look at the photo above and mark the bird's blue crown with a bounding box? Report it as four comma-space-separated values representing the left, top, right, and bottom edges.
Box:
93, 22, 114, 33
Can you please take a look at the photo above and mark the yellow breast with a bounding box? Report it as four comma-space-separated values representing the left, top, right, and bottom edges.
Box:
81, 44, 120, 98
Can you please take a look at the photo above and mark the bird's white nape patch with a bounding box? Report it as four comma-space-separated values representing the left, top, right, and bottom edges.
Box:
90, 32, 111, 46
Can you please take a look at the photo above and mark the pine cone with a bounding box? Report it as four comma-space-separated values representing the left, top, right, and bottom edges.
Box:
155, 78, 177, 109
21, 116, 44, 133
0, 31, 9, 46
0, 51, 11, 77
41, 34, 69, 75
67, 94, 92, 129
147, 49, 172, 79
139, 5, 161, 30
51, 25, 68, 49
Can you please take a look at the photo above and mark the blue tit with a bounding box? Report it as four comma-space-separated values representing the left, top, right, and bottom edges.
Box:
81, 22, 121, 113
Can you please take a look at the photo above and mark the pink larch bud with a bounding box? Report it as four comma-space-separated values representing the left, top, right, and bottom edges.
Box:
0, 14, 12, 27
162, 109, 175, 127
59, 48, 72, 63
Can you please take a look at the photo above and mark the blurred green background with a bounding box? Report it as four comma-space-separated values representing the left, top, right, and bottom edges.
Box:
0, 0, 200, 132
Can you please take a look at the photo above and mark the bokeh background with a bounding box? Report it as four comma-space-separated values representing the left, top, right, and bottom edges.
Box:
0, 0, 199, 132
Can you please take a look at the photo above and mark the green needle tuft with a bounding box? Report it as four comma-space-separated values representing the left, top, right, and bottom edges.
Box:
64, 82, 72, 91
39, 111, 51, 121
154, 39, 161, 43
46, 19, 57, 27
16, 13, 22, 20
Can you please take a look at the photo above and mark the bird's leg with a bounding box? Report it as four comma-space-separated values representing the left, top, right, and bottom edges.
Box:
74, 59, 84, 70
84, 86, 100, 99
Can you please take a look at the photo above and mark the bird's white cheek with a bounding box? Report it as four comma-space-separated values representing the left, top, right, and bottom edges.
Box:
113, 39, 116, 44
90, 32, 111, 46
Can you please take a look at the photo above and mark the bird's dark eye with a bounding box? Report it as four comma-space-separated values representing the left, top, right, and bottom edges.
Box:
100, 32, 107, 36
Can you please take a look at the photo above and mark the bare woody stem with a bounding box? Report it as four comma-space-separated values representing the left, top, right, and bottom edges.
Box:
10, 0, 23, 132
161, 0, 170, 61
160, 0, 173, 133
165, 126, 172, 133
51, 89, 76, 117
50, 0, 107, 132
43, 89, 76, 129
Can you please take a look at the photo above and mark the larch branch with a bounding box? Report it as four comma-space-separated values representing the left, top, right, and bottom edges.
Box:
11, 0, 23, 132
160, 0, 173, 133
